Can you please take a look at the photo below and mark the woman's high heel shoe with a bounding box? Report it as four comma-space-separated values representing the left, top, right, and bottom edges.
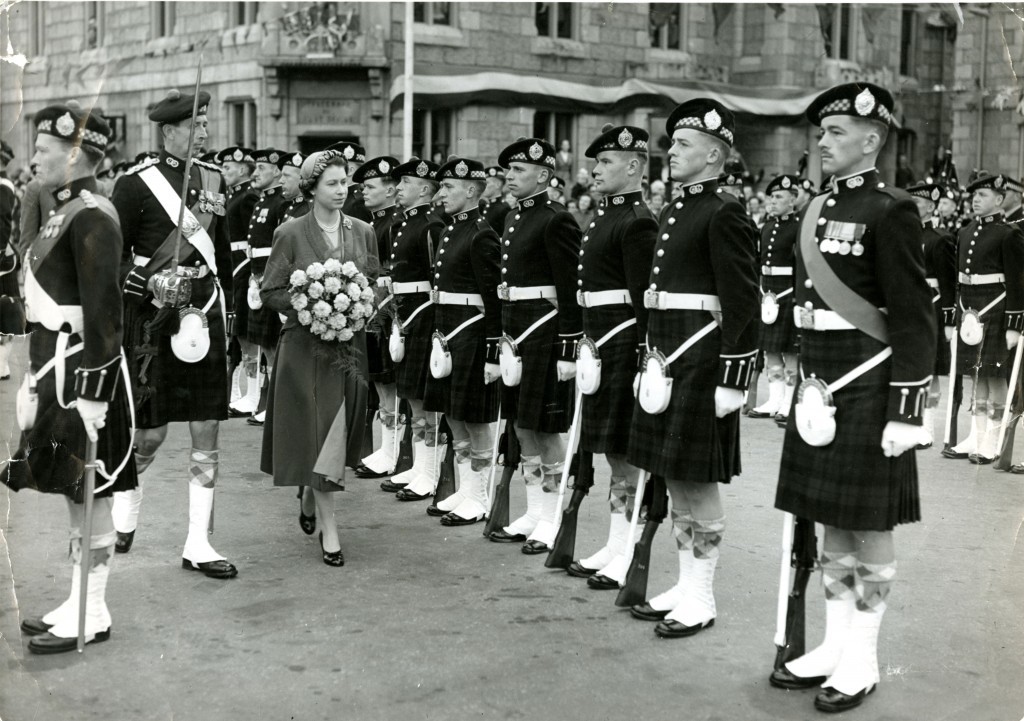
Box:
318, 532, 344, 567
298, 489, 316, 536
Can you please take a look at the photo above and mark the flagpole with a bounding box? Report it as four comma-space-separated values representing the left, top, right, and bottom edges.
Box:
403, 0, 414, 160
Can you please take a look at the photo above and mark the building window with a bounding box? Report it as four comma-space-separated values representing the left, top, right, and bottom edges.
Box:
536, 2, 574, 39
105, 113, 126, 147
151, 1, 176, 38
85, 2, 105, 49
413, 108, 453, 162
232, 2, 259, 26
413, 2, 452, 26
28, 2, 45, 55
649, 3, 687, 51
819, 3, 853, 60
533, 111, 575, 151
226, 99, 257, 148
900, 7, 916, 76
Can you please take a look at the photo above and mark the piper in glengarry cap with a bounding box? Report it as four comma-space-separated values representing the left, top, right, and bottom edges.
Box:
110, 88, 237, 578
3, 104, 138, 652
626, 99, 759, 637
769, 82, 936, 714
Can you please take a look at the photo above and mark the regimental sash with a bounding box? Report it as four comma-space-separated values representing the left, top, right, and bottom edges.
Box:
138, 166, 219, 273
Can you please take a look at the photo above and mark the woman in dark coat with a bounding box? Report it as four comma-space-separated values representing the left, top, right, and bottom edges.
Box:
260, 151, 378, 566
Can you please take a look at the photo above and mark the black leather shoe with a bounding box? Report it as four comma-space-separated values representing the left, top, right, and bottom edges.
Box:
630, 603, 669, 621
440, 512, 483, 527
521, 540, 549, 555
915, 441, 933, 451
746, 409, 776, 419
319, 532, 344, 567
246, 416, 264, 427
774, 414, 788, 428
488, 529, 526, 543
769, 667, 827, 690
1010, 463, 1024, 474
115, 530, 135, 554
228, 406, 251, 418
20, 617, 52, 636
426, 503, 448, 517
814, 684, 876, 713
299, 510, 316, 535
28, 628, 111, 654
395, 487, 431, 501
379, 479, 408, 493
586, 573, 620, 590
654, 617, 714, 638
181, 558, 238, 579
354, 463, 391, 479
941, 447, 969, 459
566, 561, 598, 578
969, 453, 994, 465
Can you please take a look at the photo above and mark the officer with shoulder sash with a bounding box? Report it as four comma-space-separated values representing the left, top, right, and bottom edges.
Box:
770, 83, 935, 714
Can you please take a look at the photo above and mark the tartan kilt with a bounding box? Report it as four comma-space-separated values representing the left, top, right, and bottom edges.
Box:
956, 284, 1010, 377
423, 305, 500, 423
1, 329, 138, 501
776, 329, 920, 531
366, 311, 395, 383
627, 309, 740, 482
124, 275, 229, 428
244, 304, 282, 350
580, 305, 640, 455
499, 299, 574, 434
393, 292, 434, 400
932, 300, 950, 375
230, 268, 250, 338
758, 276, 798, 354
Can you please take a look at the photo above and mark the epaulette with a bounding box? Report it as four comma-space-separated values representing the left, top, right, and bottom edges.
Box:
193, 158, 222, 173
79, 189, 98, 208
124, 156, 159, 175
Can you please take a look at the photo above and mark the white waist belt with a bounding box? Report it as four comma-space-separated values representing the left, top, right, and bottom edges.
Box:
230, 241, 247, 252
249, 247, 272, 259
432, 291, 484, 306
926, 278, 940, 289
644, 291, 721, 312
959, 272, 1005, 286
393, 280, 431, 295
377, 276, 392, 289
794, 307, 856, 331
761, 265, 793, 276
577, 289, 631, 308
498, 285, 558, 302
133, 256, 211, 278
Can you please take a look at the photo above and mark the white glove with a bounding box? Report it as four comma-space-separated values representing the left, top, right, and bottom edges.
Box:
1007, 330, 1022, 350
880, 421, 928, 458
76, 398, 109, 443
483, 362, 500, 385
714, 386, 745, 418
944, 325, 954, 342
556, 361, 576, 382
632, 372, 641, 399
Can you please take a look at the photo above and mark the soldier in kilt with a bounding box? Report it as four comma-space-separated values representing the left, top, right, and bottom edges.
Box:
627, 101, 758, 638
112, 89, 237, 578
485, 138, 583, 555
480, 166, 511, 234
941, 174, 1024, 463
351, 156, 405, 481
4, 105, 137, 652
279, 151, 309, 223
749, 174, 801, 423
422, 157, 502, 525
216, 147, 259, 415
769, 83, 936, 714
906, 182, 957, 447
564, 125, 657, 590
383, 158, 449, 499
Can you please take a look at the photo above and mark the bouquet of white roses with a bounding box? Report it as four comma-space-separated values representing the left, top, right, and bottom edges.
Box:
288, 258, 376, 343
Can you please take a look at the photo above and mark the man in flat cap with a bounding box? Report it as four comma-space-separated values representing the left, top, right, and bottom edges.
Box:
626, 99, 758, 638
111, 89, 237, 578
941, 173, 1024, 463
279, 151, 310, 223
380, 158, 449, 499
480, 165, 511, 234
485, 137, 582, 554
351, 156, 405, 481
769, 83, 935, 714
3, 104, 137, 652
329, 141, 372, 224
422, 156, 502, 525
563, 124, 657, 589
0, 138, 22, 378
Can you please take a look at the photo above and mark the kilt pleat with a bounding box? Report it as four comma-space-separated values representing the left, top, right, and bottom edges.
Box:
423, 306, 500, 423
394, 293, 434, 400
626, 309, 741, 482
758, 276, 798, 354
244, 305, 283, 349
775, 329, 920, 531
499, 299, 574, 434
580, 305, 640, 455
956, 284, 1010, 377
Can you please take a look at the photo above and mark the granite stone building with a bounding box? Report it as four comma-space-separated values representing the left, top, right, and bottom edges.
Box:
0, 2, 965, 187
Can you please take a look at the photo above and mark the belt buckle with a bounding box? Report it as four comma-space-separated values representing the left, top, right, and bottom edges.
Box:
576, 290, 585, 307
429, 289, 440, 303
643, 289, 659, 310
798, 306, 815, 330
498, 286, 511, 301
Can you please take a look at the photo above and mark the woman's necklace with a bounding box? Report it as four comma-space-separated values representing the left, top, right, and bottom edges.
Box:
317, 213, 341, 233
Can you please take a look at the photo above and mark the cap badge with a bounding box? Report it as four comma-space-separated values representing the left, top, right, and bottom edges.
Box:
617, 128, 633, 148
528, 142, 543, 161
378, 159, 390, 173
232, 149, 244, 161
416, 161, 429, 177
343, 146, 355, 159
488, 168, 496, 176
995, 176, 1004, 189
455, 161, 468, 177
781, 176, 791, 189
931, 188, 940, 201
269, 152, 280, 164
56, 112, 76, 137
854, 89, 876, 116
550, 178, 559, 188
703, 110, 722, 130
292, 154, 302, 165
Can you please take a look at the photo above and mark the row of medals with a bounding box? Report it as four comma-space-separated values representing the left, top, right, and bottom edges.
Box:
819, 237, 865, 256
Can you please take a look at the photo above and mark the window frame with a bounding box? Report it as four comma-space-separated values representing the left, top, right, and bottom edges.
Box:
231, 1, 259, 27
412, 107, 455, 162
225, 98, 258, 149
648, 3, 688, 52
85, 1, 105, 50
151, 1, 176, 38
536, 2, 575, 40
824, 3, 855, 61
413, 2, 454, 27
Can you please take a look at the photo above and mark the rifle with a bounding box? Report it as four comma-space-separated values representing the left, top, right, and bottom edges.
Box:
773, 514, 818, 670
995, 335, 1024, 469
482, 422, 519, 537
615, 474, 667, 608
395, 399, 414, 475
942, 333, 962, 451
544, 390, 584, 568
544, 451, 594, 569
432, 417, 457, 505
77, 439, 98, 653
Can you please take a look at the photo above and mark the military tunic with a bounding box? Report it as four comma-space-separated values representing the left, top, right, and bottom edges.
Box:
480, 196, 510, 235
225, 179, 259, 338
391, 203, 445, 400
0, 170, 22, 333
758, 213, 800, 354
281, 195, 311, 223
628, 179, 759, 481
2, 178, 137, 500
244, 185, 291, 349
921, 217, 956, 374
343, 184, 372, 224
368, 205, 398, 383
577, 190, 657, 455
776, 169, 935, 531
113, 151, 232, 427
423, 207, 502, 423
954, 213, 1024, 376
498, 190, 582, 433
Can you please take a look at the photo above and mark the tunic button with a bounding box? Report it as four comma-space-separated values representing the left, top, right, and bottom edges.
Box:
804, 301, 813, 310
435, 273, 440, 279
577, 264, 583, 271
448, 225, 454, 231
439, 249, 445, 254
436, 261, 442, 267
650, 283, 658, 290
589, 222, 596, 229
968, 249, 972, 254
501, 268, 507, 274
662, 233, 670, 240
579, 250, 584, 256
402, 222, 407, 227
966, 258, 971, 264
509, 227, 515, 233
825, 199, 836, 207
675, 202, 683, 209
502, 254, 508, 260
653, 267, 660, 275
577, 280, 583, 287
804, 279, 813, 289
505, 241, 510, 246
657, 249, 664, 257
817, 218, 826, 226
515, 214, 521, 220
668, 217, 676, 225
393, 242, 398, 248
